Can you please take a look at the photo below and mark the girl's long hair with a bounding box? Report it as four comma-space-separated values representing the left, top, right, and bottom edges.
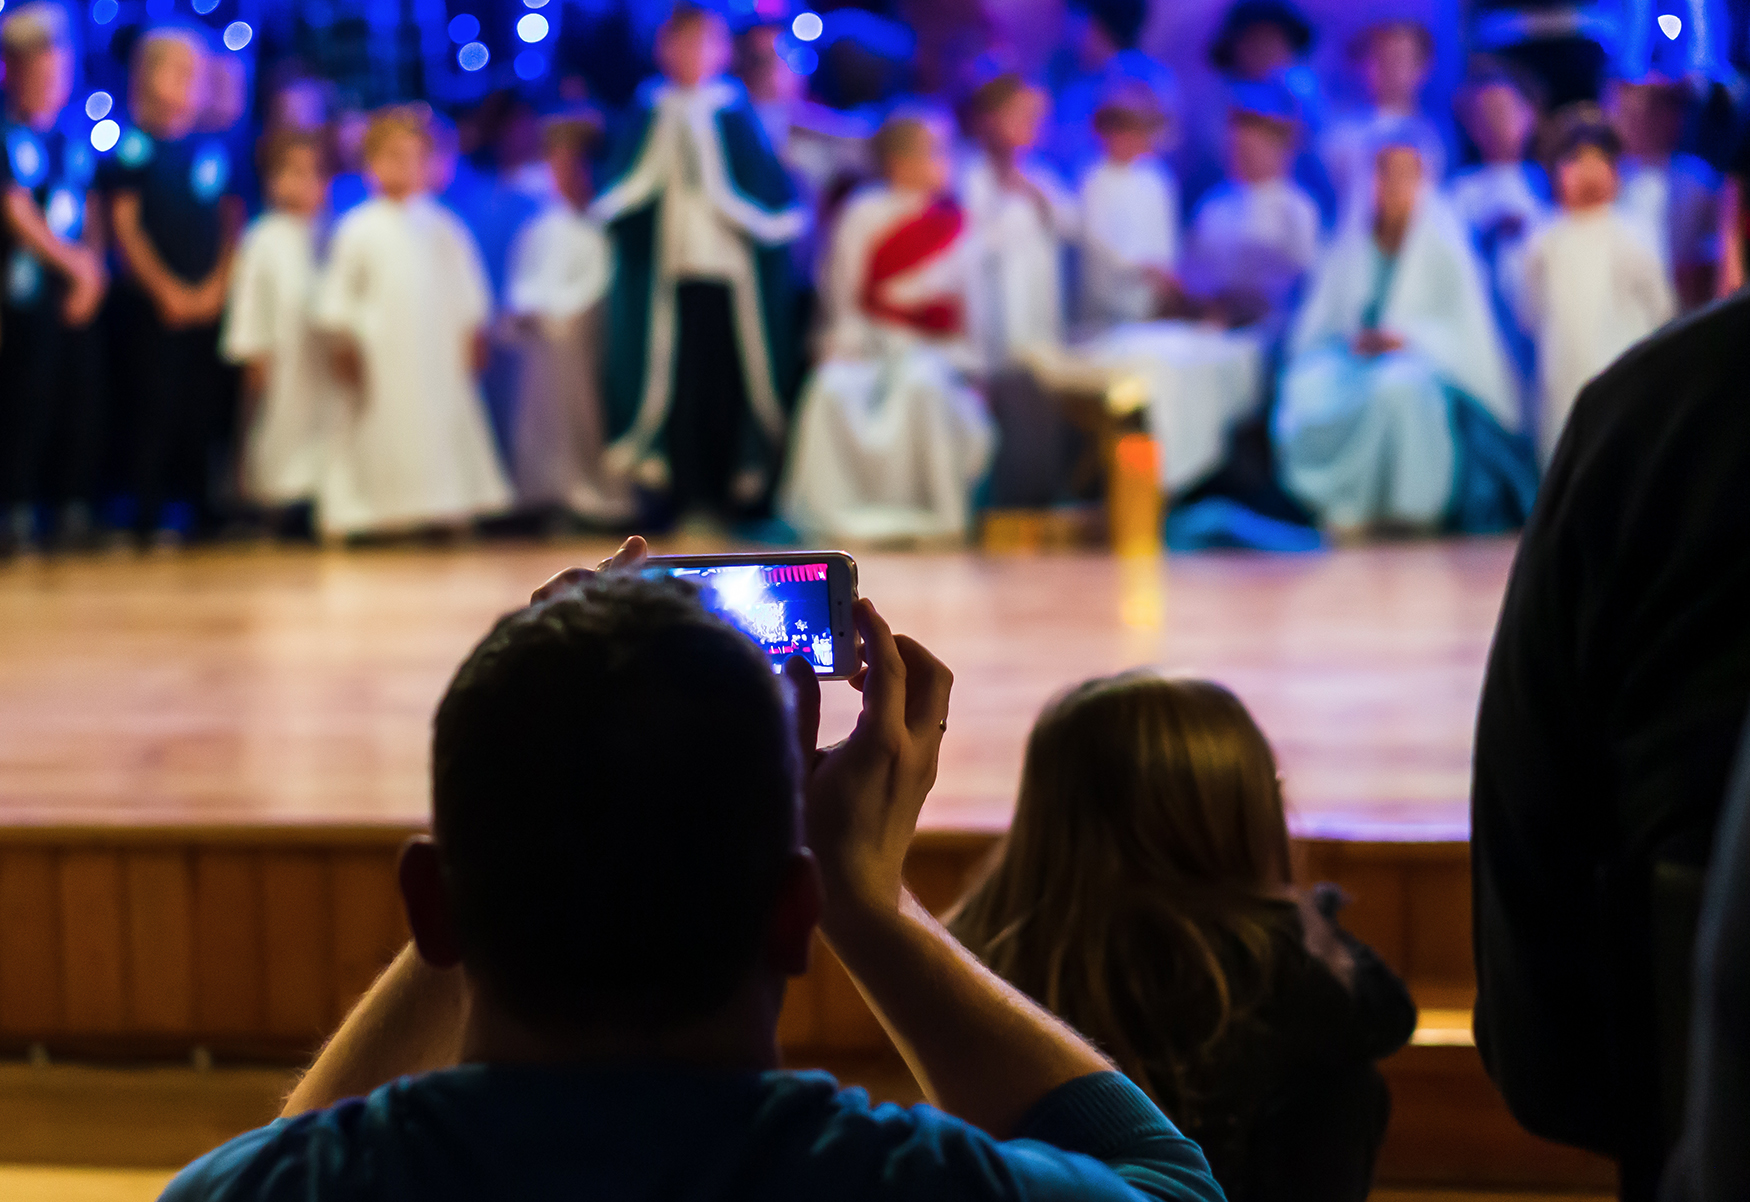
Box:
946, 672, 1295, 1122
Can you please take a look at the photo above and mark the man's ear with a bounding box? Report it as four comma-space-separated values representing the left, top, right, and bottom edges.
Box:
399, 835, 465, 970
764, 849, 823, 978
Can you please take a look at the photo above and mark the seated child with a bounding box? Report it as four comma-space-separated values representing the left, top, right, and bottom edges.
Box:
1519, 108, 1675, 464
1076, 81, 1180, 330
1181, 80, 1321, 331
103, 27, 243, 544
961, 71, 1078, 365
504, 113, 629, 527
948, 673, 1418, 1202
1274, 132, 1535, 534
221, 129, 334, 538
1448, 66, 1549, 388
779, 112, 992, 541
1608, 74, 1720, 310
0, 2, 107, 554
1320, 21, 1446, 212
313, 106, 510, 538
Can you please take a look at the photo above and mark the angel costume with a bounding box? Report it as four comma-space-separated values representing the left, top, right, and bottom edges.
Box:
592, 77, 807, 511
1274, 188, 1537, 531
313, 196, 511, 536
504, 202, 629, 521
1519, 207, 1676, 463
221, 211, 333, 506
779, 187, 992, 540
1076, 155, 1264, 491
962, 153, 1078, 363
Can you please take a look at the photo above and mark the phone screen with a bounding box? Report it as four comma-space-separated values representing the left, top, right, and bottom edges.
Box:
654, 562, 839, 675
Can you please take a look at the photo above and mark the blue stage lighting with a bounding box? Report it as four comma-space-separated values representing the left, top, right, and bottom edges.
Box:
191, 0, 218, 13
791, 11, 822, 41
784, 44, 818, 74
85, 91, 113, 120
458, 40, 490, 70
514, 48, 546, 79
447, 13, 478, 42
90, 0, 117, 23
144, 0, 173, 18
516, 12, 548, 41
222, 19, 251, 48
524, 0, 549, 8
91, 119, 120, 152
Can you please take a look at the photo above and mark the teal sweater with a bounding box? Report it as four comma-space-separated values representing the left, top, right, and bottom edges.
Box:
161, 1066, 1224, 1201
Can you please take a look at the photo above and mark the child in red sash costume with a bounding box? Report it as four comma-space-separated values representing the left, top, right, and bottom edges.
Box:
779, 113, 993, 541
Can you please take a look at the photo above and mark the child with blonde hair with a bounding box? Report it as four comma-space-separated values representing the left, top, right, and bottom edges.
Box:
313, 106, 510, 538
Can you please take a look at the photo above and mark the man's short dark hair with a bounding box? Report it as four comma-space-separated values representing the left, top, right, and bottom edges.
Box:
432, 574, 798, 1031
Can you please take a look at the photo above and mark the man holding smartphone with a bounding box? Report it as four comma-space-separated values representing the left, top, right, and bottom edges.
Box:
158, 537, 1222, 1202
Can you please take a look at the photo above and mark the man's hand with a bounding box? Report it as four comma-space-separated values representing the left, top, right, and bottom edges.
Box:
61, 248, 108, 327
784, 601, 951, 929
529, 535, 649, 604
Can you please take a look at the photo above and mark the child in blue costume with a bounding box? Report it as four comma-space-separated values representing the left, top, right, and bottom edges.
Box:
0, 2, 108, 554
591, 4, 806, 524
102, 26, 242, 544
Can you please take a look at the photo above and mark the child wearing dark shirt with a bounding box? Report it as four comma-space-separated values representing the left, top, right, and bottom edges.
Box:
0, 2, 108, 554
102, 26, 241, 544
949, 673, 1419, 1202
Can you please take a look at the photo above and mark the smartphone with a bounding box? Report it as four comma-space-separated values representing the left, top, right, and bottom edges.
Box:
642, 551, 861, 679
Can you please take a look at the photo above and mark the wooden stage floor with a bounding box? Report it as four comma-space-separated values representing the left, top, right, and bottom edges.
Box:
0, 537, 1515, 841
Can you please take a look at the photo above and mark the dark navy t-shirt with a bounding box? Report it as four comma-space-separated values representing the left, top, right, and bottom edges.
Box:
97, 125, 233, 282
159, 1067, 1223, 1202
1, 119, 97, 310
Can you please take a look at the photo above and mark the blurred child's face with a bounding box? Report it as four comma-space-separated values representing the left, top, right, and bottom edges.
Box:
985, 87, 1046, 153
547, 143, 593, 209
1363, 28, 1429, 110
368, 129, 429, 200
1373, 145, 1423, 225
1230, 22, 1294, 80
888, 126, 950, 195
1557, 144, 1618, 210
1464, 82, 1534, 163
1099, 123, 1155, 164
5, 46, 72, 123
1609, 82, 1683, 158
142, 41, 206, 134
1228, 113, 1293, 184
658, 18, 730, 89
737, 27, 800, 104
269, 144, 327, 217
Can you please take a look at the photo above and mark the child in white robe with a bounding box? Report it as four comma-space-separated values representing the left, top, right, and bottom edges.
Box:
1520, 112, 1675, 464
1076, 82, 1179, 329
1274, 134, 1534, 533
1608, 76, 1720, 310
780, 114, 992, 541
1319, 21, 1447, 213
960, 72, 1078, 365
221, 130, 334, 533
1075, 85, 1265, 492
504, 115, 629, 526
313, 107, 511, 538
1448, 68, 1549, 392
1182, 81, 1322, 331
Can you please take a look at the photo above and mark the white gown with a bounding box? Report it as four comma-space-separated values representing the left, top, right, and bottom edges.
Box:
313, 196, 512, 535
221, 212, 334, 505
1520, 208, 1676, 463
779, 185, 993, 541
1182, 178, 1323, 324
1074, 156, 1262, 492
1077, 155, 1178, 329
961, 154, 1077, 364
504, 204, 630, 521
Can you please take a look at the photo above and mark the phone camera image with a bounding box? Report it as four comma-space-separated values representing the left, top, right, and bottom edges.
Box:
656, 563, 836, 674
